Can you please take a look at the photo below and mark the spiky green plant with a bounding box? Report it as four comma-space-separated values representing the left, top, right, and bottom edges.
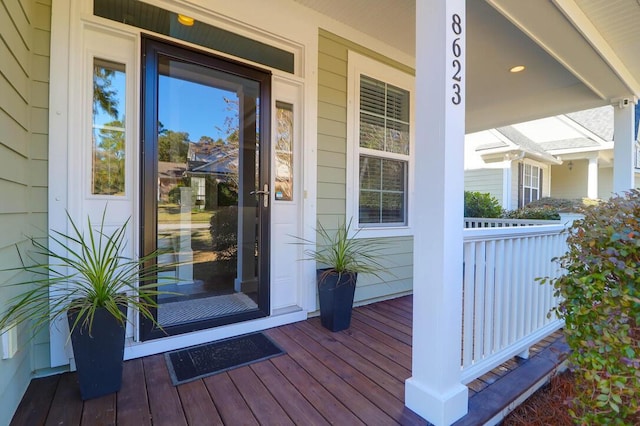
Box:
0, 209, 177, 337
297, 218, 390, 285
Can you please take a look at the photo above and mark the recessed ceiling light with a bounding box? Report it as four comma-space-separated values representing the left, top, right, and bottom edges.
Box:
510, 65, 526, 73
177, 14, 195, 26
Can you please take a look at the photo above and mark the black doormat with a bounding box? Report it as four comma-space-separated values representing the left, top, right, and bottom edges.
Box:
164, 332, 285, 385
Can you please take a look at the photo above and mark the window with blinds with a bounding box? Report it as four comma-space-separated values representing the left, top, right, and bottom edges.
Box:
358, 75, 410, 225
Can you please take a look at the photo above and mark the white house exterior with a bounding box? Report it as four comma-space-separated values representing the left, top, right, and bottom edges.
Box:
2, 1, 640, 425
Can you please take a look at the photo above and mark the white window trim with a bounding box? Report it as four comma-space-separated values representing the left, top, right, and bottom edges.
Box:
346, 51, 414, 238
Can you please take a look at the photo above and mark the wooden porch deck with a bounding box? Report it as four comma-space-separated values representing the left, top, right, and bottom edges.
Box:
11, 296, 568, 426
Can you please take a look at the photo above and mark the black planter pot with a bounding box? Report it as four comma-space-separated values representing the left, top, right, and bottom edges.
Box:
317, 268, 357, 332
67, 305, 127, 400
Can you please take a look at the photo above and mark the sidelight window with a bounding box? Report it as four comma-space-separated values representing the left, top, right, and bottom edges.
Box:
92, 59, 126, 196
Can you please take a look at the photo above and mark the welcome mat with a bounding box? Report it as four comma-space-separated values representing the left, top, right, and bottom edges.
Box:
164, 332, 285, 385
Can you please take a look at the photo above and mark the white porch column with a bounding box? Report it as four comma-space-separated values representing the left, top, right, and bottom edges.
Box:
613, 99, 636, 193
587, 156, 598, 199
405, 1, 468, 425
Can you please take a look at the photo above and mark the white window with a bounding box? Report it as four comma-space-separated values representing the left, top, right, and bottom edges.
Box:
520, 163, 541, 207
347, 52, 413, 237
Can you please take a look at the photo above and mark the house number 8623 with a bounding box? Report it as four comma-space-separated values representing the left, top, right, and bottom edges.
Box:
451, 13, 462, 105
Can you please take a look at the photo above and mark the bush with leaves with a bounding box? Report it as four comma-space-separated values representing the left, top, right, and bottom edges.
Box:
464, 191, 502, 218
543, 190, 640, 424
525, 197, 600, 213
503, 206, 561, 220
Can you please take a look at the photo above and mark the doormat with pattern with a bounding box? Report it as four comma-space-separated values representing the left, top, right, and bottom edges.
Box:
164, 332, 285, 385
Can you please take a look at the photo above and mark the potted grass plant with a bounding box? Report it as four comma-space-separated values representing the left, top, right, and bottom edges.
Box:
300, 219, 387, 332
0, 209, 175, 400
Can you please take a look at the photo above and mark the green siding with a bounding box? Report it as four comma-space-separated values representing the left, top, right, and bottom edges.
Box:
0, 0, 51, 424
464, 169, 504, 207
317, 30, 414, 305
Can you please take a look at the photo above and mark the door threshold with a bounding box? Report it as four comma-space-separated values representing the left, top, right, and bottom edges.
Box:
124, 308, 307, 360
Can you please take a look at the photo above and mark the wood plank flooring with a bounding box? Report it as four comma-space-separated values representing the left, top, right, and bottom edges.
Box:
10, 296, 567, 426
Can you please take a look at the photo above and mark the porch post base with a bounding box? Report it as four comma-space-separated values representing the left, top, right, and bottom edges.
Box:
405, 377, 468, 426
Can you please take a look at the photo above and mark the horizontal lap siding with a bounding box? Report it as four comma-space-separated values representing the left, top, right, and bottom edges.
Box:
0, 1, 51, 424
317, 30, 414, 305
464, 169, 503, 204
317, 33, 347, 225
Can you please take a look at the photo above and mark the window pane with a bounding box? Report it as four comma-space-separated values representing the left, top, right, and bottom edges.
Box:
359, 155, 406, 225
359, 191, 380, 224
381, 193, 404, 223
92, 59, 126, 196
360, 113, 384, 150
360, 74, 410, 156
524, 188, 532, 205
386, 84, 409, 122
360, 76, 386, 115
385, 121, 410, 155
360, 156, 381, 190
382, 159, 405, 191
275, 101, 293, 201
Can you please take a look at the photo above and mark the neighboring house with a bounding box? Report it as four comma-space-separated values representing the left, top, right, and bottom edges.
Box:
1, 1, 640, 425
466, 105, 640, 208
464, 127, 561, 210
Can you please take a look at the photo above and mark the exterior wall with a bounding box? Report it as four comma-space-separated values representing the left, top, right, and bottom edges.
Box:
317, 30, 414, 303
551, 161, 588, 199
550, 163, 625, 200
0, 0, 51, 423
464, 169, 504, 207
599, 167, 614, 199
597, 168, 640, 198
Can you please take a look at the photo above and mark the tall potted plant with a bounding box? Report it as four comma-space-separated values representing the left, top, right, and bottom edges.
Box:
301, 219, 387, 332
0, 209, 175, 400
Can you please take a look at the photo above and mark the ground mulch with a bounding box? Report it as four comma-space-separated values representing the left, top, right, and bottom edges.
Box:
503, 371, 575, 426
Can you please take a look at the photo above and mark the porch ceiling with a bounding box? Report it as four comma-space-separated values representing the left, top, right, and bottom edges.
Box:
293, 0, 640, 132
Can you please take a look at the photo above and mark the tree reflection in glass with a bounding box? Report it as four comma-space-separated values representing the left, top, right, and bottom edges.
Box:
92, 59, 126, 196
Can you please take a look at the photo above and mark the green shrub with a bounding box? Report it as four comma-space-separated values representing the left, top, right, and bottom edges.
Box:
503, 206, 560, 220
543, 190, 640, 424
464, 191, 502, 218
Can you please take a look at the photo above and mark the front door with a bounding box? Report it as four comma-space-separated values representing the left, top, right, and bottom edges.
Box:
141, 37, 271, 340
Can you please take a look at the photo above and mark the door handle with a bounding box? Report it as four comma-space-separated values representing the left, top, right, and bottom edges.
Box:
250, 183, 270, 207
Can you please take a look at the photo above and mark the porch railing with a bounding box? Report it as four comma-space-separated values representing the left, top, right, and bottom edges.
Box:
464, 217, 561, 228
460, 223, 567, 384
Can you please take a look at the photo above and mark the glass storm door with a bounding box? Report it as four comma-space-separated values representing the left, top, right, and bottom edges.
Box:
141, 38, 271, 339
